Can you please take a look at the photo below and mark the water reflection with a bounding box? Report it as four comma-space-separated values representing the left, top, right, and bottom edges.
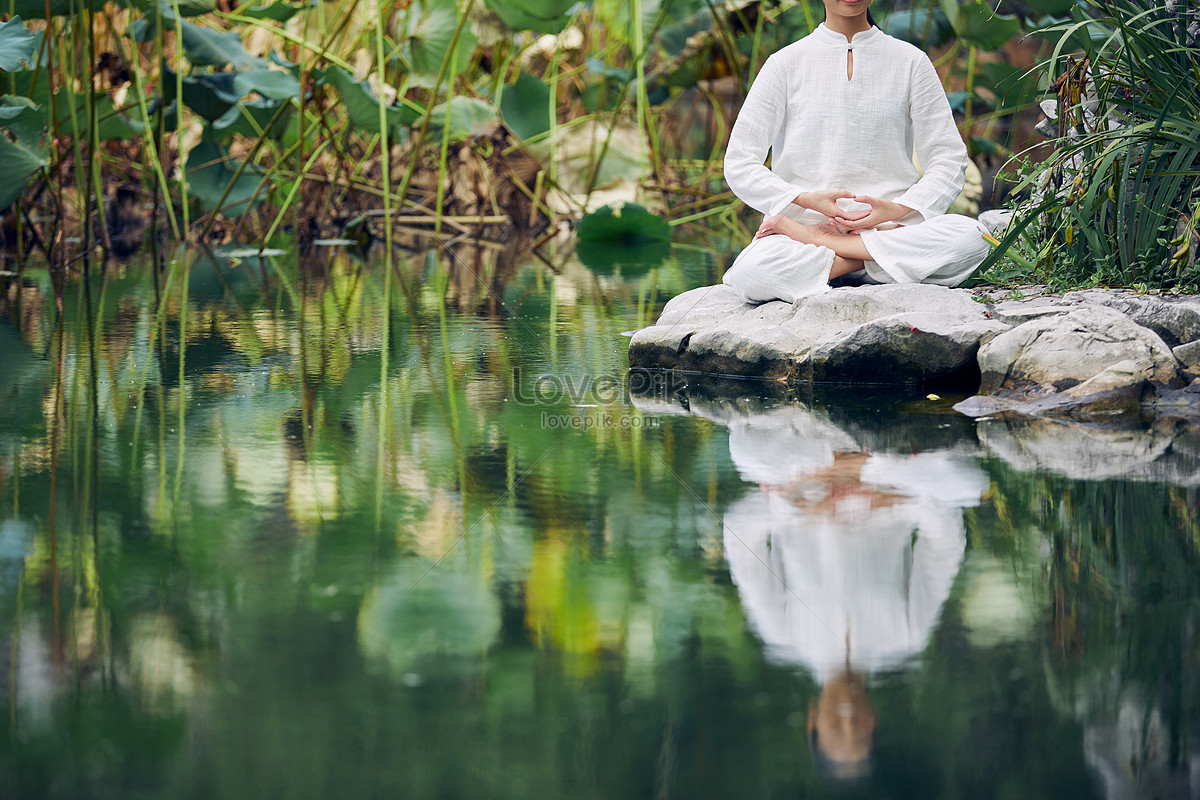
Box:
2, 252, 1200, 798
638, 384, 1200, 797
657, 396, 987, 779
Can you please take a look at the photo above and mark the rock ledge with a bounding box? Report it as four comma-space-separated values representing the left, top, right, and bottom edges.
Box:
627, 283, 1200, 416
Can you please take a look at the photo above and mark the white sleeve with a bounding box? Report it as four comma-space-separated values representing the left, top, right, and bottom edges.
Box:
723, 55, 802, 217
894, 55, 968, 221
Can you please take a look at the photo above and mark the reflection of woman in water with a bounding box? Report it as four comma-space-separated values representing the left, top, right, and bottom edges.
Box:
718, 405, 987, 778
721, 0, 991, 303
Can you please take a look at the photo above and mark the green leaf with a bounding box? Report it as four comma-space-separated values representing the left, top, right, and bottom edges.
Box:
940, 0, 1022, 50
241, 0, 311, 21
186, 139, 268, 217
179, 19, 265, 69
130, 0, 218, 21
403, 0, 476, 77
882, 8, 954, 48
428, 96, 498, 142
1021, 0, 1076, 17
577, 202, 671, 244
163, 64, 241, 121
0, 135, 46, 211
9, 0, 74, 18
53, 92, 146, 141
499, 72, 550, 141
976, 62, 1039, 113
0, 94, 47, 148
484, 0, 574, 34
325, 66, 418, 135
211, 97, 292, 140
233, 68, 301, 100
969, 136, 1008, 158
580, 59, 626, 113
0, 17, 36, 72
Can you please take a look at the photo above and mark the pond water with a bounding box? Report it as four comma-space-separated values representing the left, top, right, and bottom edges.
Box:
1, 243, 1198, 799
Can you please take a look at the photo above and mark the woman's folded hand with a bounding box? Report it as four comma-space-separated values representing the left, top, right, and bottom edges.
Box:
832, 196, 912, 230
793, 190, 870, 222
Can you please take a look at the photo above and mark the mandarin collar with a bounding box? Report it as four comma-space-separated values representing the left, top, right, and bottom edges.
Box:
813, 23, 882, 47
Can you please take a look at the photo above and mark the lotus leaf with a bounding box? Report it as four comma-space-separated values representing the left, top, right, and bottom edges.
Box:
326, 67, 417, 135
577, 202, 671, 245
186, 139, 267, 216
9, 0, 74, 18
233, 68, 301, 101
163, 66, 241, 121
940, 0, 1022, 51
484, 0, 574, 34
212, 98, 292, 140
0, 136, 46, 211
428, 96, 499, 142
0, 17, 36, 72
54, 93, 146, 140
883, 8, 954, 48
0, 94, 46, 148
402, 0, 476, 77
179, 19, 266, 70
499, 72, 550, 141
1022, 0, 1076, 16
241, 0, 311, 21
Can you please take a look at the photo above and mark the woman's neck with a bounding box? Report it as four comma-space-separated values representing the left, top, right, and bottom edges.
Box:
822, 16, 872, 40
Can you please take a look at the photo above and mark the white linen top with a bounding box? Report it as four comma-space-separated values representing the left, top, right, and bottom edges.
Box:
724, 24, 967, 224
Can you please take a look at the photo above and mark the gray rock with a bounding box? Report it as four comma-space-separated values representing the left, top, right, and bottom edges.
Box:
1060, 289, 1200, 348
809, 313, 1007, 386
1174, 339, 1200, 379
629, 283, 1005, 386
990, 299, 1076, 326
977, 306, 1179, 393
631, 282, 1200, 414
628, 286, 802, 376
788, 283, 991, 329
987, 290, 1200, 348
955, 307, 1182, 416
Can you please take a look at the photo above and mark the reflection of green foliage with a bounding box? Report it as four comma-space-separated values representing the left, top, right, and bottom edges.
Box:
358, 558, 502, 674
2, 246, 1197, 798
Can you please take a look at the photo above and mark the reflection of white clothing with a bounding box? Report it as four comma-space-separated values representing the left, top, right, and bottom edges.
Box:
721, 24, 989, 303
721, 407, 987, 681
725, 406, 859, 486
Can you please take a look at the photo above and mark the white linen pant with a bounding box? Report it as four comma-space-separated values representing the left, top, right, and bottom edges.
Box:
722, 214, 991, 304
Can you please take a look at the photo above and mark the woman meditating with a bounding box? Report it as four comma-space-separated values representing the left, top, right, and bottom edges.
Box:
722, 0, 991, 303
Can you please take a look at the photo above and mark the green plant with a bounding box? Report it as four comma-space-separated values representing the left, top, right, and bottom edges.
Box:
985, 0, 1200, 291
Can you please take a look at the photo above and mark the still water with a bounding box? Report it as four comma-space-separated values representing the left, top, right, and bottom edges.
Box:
0, 244, 1197, 799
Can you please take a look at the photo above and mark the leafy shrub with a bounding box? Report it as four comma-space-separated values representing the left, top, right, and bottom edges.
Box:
984, 0, 1200, 291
